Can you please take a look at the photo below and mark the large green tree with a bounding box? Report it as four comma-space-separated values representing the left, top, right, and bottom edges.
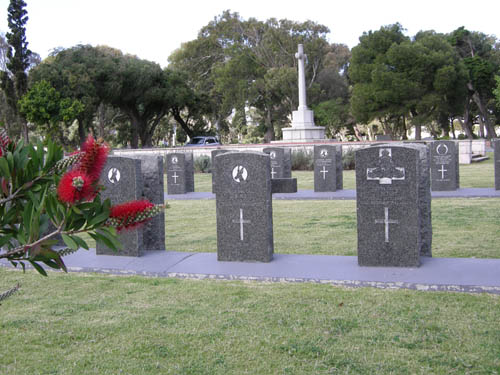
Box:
350, 24, 470, 140
449, 27, 498, 139
169, 11, 334, 143
0, 0, 32, 141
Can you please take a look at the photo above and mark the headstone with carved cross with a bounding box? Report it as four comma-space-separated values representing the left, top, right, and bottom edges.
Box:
356, 146, 426, 267
262, 147, 292, 178
97, 156, 143, 256
313, 145, 343, 192
213, 151, 273, 262
494, 139, 500, 190
430, 140, 459, 191
374, 142, 432, 257
166, 152, 194, 194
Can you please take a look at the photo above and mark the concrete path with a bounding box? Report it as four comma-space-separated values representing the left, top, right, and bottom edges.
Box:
166, 188, 500, 201
3, 250, 499, 295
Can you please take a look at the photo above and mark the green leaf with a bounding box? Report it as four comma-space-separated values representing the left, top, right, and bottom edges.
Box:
88, 212, 109, 227
61, 234, 79, 250
71, 235, 89, 250
29, 261, 48, 276
0, 157, 10, 178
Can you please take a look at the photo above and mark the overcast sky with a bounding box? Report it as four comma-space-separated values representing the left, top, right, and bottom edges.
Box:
0, 0, 498, 67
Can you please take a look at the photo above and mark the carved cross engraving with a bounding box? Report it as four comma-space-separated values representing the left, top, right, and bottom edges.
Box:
438, 165, 447, 180
232, 208, 251, 241
366, 148, 405, 184
172, 172, 179, 184
320, 166, 328, 180
374, 207, 399, 243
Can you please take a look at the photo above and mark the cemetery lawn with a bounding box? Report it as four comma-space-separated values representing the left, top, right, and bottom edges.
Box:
166, 198, 500, 258
1, 268, 499, 374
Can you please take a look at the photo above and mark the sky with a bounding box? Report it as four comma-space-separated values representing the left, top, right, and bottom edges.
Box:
0, 0, 499, 67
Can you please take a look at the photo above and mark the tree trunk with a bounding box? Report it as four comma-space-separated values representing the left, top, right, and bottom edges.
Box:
171, 108, 195, 139
415, 123, 421, 141
470, 87, 497, 139
263, 108, 274, 143
353, 124, 364, 141
450, 118, 456, 139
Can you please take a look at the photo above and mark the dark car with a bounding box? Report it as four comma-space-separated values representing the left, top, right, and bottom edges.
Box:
184, 136, 221, 146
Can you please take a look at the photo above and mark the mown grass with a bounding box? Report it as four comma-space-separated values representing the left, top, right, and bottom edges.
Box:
1, 269, 499, 375
166, 198, 500, 258
187, 153, 494, 191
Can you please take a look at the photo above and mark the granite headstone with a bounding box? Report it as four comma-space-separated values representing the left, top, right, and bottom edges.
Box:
356, 146, 424, 267
430, 140, 459, 191
494, 139, 500, 190
166, 152, 194, 194
262, 147, 292, 178
313, 145, 343, 192
214, 151, 273, 262
97, 156, 143, 256
211, 149, 230, 193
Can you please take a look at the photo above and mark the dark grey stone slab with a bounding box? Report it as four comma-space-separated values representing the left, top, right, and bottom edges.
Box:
263, 147, 292, 178
211, 149, 230, 193
381, 142, 432, 257
271, 178, 297, 194
431, 141, 459, 191
356, 146, 422, 267
97, 156, 143, 257
494, 139, 500, 190
166, 152, 194, 194
313, 145, 343, 192
214, 151, 273, 262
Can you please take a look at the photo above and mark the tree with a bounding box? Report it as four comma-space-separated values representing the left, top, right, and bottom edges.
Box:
0, 0, 32, 142
0, 129, 165, 303
100, 54, 175, 148
18, 80, 84, 148
449, 27, 499, 139
169, 11, 333, 143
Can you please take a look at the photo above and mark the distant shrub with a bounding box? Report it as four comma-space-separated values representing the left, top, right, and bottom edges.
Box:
342, 148, 356, 170
292, 150, 313, 170
194, 155, 211, 173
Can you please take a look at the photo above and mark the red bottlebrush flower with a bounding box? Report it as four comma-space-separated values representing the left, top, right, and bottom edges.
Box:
57, 170, 95, 204
108, 200, 155, 231
78, 135, 109, 183
0, 128, 11, 156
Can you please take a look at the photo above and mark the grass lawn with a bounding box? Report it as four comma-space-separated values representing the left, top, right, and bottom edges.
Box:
166, 198, 500, 259
1, 268, 499, 375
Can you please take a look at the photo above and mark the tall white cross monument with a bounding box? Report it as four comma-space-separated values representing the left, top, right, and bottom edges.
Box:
281, 44, 325, 143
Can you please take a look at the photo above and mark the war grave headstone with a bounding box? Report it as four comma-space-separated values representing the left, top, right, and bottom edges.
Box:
211, 149, 230, 193
430, 140, 459, 191
494, 139, 500, 190
166, 152, 194, 194
214, 151, 273, 262
313, 145, 343, 192
262, 147, 297, 193
97, 156, 143, 256
356, 146, 426, 267
116, 154, 165, 250
374, 142, 432, 257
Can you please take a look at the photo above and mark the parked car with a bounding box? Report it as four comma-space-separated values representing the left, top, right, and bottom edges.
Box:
184, 136, 221, 146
